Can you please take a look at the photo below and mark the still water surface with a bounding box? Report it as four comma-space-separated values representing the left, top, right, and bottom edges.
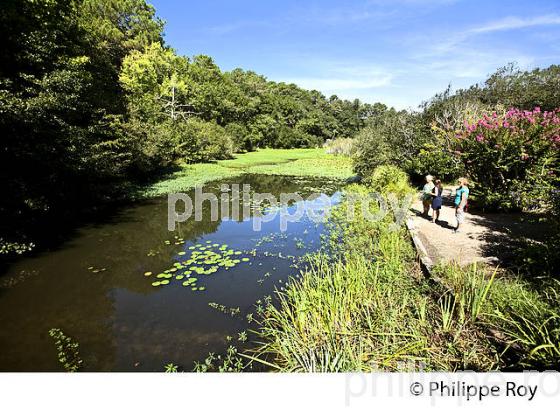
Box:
0, 175, 340, 371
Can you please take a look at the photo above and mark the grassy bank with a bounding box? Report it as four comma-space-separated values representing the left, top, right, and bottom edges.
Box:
137, 148, 353, 199
434, 263, 560, 369
249, 184, 498, 371
248, 179, 560, 371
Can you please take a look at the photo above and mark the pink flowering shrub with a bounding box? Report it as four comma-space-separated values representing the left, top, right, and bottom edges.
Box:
456, 107, 560, 211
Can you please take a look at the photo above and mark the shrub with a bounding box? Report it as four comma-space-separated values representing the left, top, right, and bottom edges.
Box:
274, 126, 319, 148
224, 122, 251, 152
177, 118, 234, 163
353, 109, 425, 178
455, 107, 560, 211
407, 143, 464, 182
364, 165, 414, 198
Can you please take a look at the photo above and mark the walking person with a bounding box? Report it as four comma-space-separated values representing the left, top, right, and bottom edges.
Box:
454, 177, 470, 233
422, 175, 435, 218
431, 179, 443, 223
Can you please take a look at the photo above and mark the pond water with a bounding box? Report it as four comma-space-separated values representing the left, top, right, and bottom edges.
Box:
0, 174, 341, 371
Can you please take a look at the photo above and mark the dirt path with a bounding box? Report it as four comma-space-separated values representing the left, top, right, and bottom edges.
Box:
408, 188, 552, 267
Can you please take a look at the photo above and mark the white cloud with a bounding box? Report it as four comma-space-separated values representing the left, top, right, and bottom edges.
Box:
426, 14, 560, 55
282, 75, 393, 91
367, 0, 458, 4
470, 15, 560, 34
277, 63, 393, 92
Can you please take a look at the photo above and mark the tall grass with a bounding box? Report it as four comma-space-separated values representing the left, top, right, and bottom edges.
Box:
434, 263, 497, 325
488, 278, 560, 369
248, 181, 559, 371
250, 185, 497, 371
252, 250, 429, 371
436, 263, 560, 369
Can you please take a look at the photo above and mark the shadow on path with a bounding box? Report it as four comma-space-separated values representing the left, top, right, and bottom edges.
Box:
408, 188, 554, 269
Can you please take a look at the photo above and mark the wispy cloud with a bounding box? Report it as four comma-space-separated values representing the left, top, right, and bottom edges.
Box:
283, 76, 393, 91
206, 20, 272, 36
367, 0, 458, 4
427, 14, 560, 54
279, 64, 393, 91
471, 14, 560, 34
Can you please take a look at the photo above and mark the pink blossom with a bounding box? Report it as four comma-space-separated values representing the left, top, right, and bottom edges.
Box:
476, 134, 484, 142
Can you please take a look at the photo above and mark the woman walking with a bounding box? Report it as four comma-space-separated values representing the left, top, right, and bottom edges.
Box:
454, 177, 470, 233
422, 175, 435, 217
431, 179, 443, 223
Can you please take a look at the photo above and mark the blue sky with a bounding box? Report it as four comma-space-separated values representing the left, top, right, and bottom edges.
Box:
150, 0, 560, 109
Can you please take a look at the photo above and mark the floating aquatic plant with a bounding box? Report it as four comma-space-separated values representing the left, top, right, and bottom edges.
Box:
208, 302, 240, 316
164, 363, 178, 373
146, 240, 259, 291
48, 328, 83, 372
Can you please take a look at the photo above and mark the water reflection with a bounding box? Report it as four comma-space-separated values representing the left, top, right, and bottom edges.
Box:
0, 175, 340, 371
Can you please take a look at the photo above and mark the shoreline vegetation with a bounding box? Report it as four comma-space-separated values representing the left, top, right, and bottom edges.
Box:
243, 173, 560, 372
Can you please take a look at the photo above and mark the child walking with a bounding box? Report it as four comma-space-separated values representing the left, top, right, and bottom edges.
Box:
431, 179, 443, 223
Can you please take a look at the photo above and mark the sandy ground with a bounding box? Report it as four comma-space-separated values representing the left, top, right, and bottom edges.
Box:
409, 188, 553, 267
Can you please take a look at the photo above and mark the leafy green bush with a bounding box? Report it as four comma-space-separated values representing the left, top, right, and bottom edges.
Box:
224, 122, 251, 152
353, 109, 425, 179
353, 125, 392, 177
177, 118, 234, 163
114, 118, 178, 175
274, 126, 319, 149
364, 165, 414, 198
408, 144, 464, 182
